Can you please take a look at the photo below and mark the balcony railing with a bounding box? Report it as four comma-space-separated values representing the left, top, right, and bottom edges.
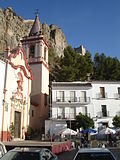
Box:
79, 97, 90, 103
96, 93, 108, 99
97, 111, 109, 118
57, 115, 76, 120
56, 96, 90, 103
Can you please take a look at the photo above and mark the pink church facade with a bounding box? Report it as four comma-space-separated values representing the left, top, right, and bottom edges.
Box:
0, 44, 33, 141
0, 13, 49, 142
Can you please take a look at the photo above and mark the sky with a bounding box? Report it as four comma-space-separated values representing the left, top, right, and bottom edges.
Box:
1, 0, 120, 59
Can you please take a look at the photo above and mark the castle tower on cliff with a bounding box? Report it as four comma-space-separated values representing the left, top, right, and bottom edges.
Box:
21, 13, 49, 132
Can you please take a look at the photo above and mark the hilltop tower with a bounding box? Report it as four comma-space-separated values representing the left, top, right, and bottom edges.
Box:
21, 13, 49, 132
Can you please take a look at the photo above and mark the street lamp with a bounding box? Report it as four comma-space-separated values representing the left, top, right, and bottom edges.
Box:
68, 100, 71, 141
79, 128, 82, 148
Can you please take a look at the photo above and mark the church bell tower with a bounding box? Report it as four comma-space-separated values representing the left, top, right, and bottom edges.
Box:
21, 13, 49, 131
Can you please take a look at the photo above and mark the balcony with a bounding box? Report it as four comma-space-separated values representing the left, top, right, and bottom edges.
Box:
53, 113, 76, 120
79, 97, 90, 104
96, 93, 108, 99
97, 111, 109, 118
57, 116, 76, 120
56, 96, 90, 104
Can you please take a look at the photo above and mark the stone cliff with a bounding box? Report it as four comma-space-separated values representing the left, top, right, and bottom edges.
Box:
0, 7, 67, 56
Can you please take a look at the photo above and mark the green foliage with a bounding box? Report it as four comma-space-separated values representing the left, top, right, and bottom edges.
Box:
76, 113, 94, 130
48, 45, 120, 82
27, 126, 32, 136
51, 46, 93, 82
92, 53, 120, 80
112, 115, 120, 128
48, 46, 61, 82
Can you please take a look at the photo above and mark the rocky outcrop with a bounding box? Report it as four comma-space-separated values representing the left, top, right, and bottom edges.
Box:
0, 7, 67, 56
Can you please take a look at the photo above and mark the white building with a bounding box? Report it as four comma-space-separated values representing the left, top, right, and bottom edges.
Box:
51, 81, 120, 130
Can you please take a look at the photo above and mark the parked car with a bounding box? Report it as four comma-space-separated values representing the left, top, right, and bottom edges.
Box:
0, 142, 7, 158
73, 148, 116, 160
0, 147, 58, 160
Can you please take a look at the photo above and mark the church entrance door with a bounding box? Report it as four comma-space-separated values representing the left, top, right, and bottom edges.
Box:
14, 111, 21, 138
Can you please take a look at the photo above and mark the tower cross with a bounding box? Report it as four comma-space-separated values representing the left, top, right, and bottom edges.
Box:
35, 9, 39, 16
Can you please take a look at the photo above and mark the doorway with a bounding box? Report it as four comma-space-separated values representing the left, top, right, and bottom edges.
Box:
14, 111, 21, 138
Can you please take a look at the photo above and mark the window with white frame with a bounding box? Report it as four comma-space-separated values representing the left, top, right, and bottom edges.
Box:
100, 87, 105, 98
58, 107, 64, 119
82, 106, 87, 116
101, 105, 107, 117
70, 91, 76, 102
80, 91, 86, 102
57, 91, 64, 102
70, 107, 75, 119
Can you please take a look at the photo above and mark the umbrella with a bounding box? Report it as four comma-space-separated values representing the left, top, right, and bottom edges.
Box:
81, 128, 97, 134
99, 127, 116, 135
105, 127, 116, 134
60, 128, 77, 136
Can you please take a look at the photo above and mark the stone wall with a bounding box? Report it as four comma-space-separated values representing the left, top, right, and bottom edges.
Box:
0, 7, 67, 56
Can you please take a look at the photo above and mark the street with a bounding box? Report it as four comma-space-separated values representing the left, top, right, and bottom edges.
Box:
58, 149, 77, 160
58, 148, 120, 160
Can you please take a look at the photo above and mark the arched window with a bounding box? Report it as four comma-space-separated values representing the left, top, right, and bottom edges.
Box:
44, 47, 46, 61
29, 45, 35, 58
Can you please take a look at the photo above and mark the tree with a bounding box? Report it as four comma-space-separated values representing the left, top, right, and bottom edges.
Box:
52, 46, 93, 82
112, 115, 120, 128
75, 51, 93, 81
48, 46, 61, 82
76, 113, 94, 130
92, 53, 120, 80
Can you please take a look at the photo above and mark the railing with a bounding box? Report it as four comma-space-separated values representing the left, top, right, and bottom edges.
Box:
97, 111, 109, 117
52, 113, 76, 120
52, 112, 90, 120
96, 93, 108, 99
79, 97, 90, 103
28, 56, 48, 65
56, 96, 90, 103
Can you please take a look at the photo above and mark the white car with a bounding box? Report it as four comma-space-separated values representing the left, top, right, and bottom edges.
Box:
0, 142, 7, 158
0, 147, 58, 160
73, 148, 116, 160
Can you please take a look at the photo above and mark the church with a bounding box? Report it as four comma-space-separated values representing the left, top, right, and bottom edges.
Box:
0, 13, 49, 141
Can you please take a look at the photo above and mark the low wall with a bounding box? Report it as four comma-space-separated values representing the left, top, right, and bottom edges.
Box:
52, 141, 71, 154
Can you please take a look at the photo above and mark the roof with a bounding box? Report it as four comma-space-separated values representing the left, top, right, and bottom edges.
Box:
76, 148, 111, 153
10, 147, 44, 153
52, 81, 92, 87
29, 14, 40, 36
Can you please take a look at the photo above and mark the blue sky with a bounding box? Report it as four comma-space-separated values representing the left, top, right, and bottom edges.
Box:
1, 0, 120, 59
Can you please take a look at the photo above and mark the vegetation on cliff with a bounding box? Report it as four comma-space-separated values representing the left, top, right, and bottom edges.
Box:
49, 46, 120, 82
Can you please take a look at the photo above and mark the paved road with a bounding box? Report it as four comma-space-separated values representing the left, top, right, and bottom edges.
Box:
58, 148, 120, 160
58, 149, 77, 160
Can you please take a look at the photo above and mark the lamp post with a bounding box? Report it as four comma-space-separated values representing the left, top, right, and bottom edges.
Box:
68, 100, 71, 141
79, 128, 82, 148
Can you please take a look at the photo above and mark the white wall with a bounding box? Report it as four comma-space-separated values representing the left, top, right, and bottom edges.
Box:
0, 60, 6, 139
52, 81, 120, 130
